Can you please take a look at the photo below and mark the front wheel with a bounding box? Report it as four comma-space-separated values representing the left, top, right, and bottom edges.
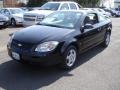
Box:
60, 45, 77, 70
11, 19, 16, 27
102, 32, 111, 47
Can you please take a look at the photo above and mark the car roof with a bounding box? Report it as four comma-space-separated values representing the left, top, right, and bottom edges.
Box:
47, 1, 77, 4
55, 9, 97, 15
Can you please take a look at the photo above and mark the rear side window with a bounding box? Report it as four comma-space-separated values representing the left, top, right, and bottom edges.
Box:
69, 3, 77, 10
60, 3, 69, 10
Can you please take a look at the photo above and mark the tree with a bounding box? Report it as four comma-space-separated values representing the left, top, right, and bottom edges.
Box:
27, 0, 47, 7
75, 0, 100, 7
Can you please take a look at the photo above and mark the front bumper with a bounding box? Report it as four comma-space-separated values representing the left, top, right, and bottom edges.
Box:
15, 20, 23, 25
7, 47, 63, 65
0, 21, 10, 27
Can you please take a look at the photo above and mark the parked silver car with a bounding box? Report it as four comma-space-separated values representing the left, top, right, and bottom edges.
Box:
0, 14, 10, 28
0, 8, 25, 26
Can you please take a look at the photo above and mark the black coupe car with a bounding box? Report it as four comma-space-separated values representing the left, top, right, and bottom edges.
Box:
7, 10, 112, 69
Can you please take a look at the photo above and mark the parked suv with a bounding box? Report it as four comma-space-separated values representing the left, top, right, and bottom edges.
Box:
0, 8, 25, 26
23, 1, 82, 26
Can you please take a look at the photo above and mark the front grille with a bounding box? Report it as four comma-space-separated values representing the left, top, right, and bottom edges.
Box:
24, 15, 36, 21
24, 18, 36, 21
11, 40, 33, 51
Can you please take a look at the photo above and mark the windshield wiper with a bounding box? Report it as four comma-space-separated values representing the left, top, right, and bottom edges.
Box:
37, 23, 66, 28
39, 8, 52, 10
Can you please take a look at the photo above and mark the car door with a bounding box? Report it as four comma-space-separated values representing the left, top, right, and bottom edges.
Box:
80, 13, 100, 50
96, 14, 109, 42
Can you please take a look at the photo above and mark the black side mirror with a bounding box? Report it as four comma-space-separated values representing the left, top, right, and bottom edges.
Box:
84, 24, 94, 29
9, 33, 13, 36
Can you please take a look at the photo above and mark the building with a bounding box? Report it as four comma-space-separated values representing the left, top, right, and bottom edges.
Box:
4, 0, 17, 7
0, 0, 3, 7
100, 0, 114, 8
100, 0, 120, 9
0, 0, 28, 7
114, 0, 120, 8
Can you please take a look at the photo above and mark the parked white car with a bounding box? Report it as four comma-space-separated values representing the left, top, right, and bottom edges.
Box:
111, 8, 120, 17
0, 8, 25, 26
91, 8, 111, 17
23, 1, 81, 26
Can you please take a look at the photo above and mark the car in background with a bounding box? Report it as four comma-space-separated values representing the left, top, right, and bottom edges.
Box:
92, 8, 112, 17
0, 8, 25, 26
21, 7, 29, 12
0, 14, 10, 28
23, 1, 82, 26
7, 10, 112, 69
84, 8, 111, 18
111, 8, 120, 17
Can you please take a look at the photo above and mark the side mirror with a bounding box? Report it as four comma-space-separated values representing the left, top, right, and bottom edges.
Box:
9, 33, 13, 36
84, 24, 94, 29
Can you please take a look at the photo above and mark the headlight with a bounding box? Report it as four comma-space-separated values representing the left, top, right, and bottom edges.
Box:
36, 15, 45, 21
4, 17, 9, 21
7, 34, 14, 49
35, 41, 59, 52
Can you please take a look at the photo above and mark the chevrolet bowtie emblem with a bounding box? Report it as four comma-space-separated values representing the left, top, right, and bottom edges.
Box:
18, 44, 22, 47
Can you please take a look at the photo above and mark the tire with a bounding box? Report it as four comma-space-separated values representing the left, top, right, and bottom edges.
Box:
102, 32, 111, 47
60, 45, 78, 70
11, 19, 16, 27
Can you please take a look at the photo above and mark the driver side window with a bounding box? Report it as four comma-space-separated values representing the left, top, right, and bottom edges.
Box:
84, 13, 99, 25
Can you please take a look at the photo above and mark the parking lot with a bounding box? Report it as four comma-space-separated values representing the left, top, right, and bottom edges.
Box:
0, 18, 120, 90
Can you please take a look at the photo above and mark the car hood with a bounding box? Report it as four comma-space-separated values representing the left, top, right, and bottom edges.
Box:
13, 13, 24, 18
14, 25, 74, 44
24, 10, 54, 16
0, 14, 6, 17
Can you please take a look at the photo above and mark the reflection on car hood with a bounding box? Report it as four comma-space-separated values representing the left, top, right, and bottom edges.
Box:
14, 25, 74, 44
13, 13, 24, 18
0, 14, 8, 18
24, 10, 54, 16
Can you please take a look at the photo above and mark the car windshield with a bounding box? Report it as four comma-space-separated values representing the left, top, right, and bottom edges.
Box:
38, 11, 82, 28
10, 9, 24, 14
40, 2, 60, 10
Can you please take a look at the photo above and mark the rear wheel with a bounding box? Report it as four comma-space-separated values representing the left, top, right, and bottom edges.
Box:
102, 32, 111, 47
60, 45, 77, 70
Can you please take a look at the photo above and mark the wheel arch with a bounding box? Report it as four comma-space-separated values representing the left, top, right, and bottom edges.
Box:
61, 38, 79, 54
106, 23, 112, 35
